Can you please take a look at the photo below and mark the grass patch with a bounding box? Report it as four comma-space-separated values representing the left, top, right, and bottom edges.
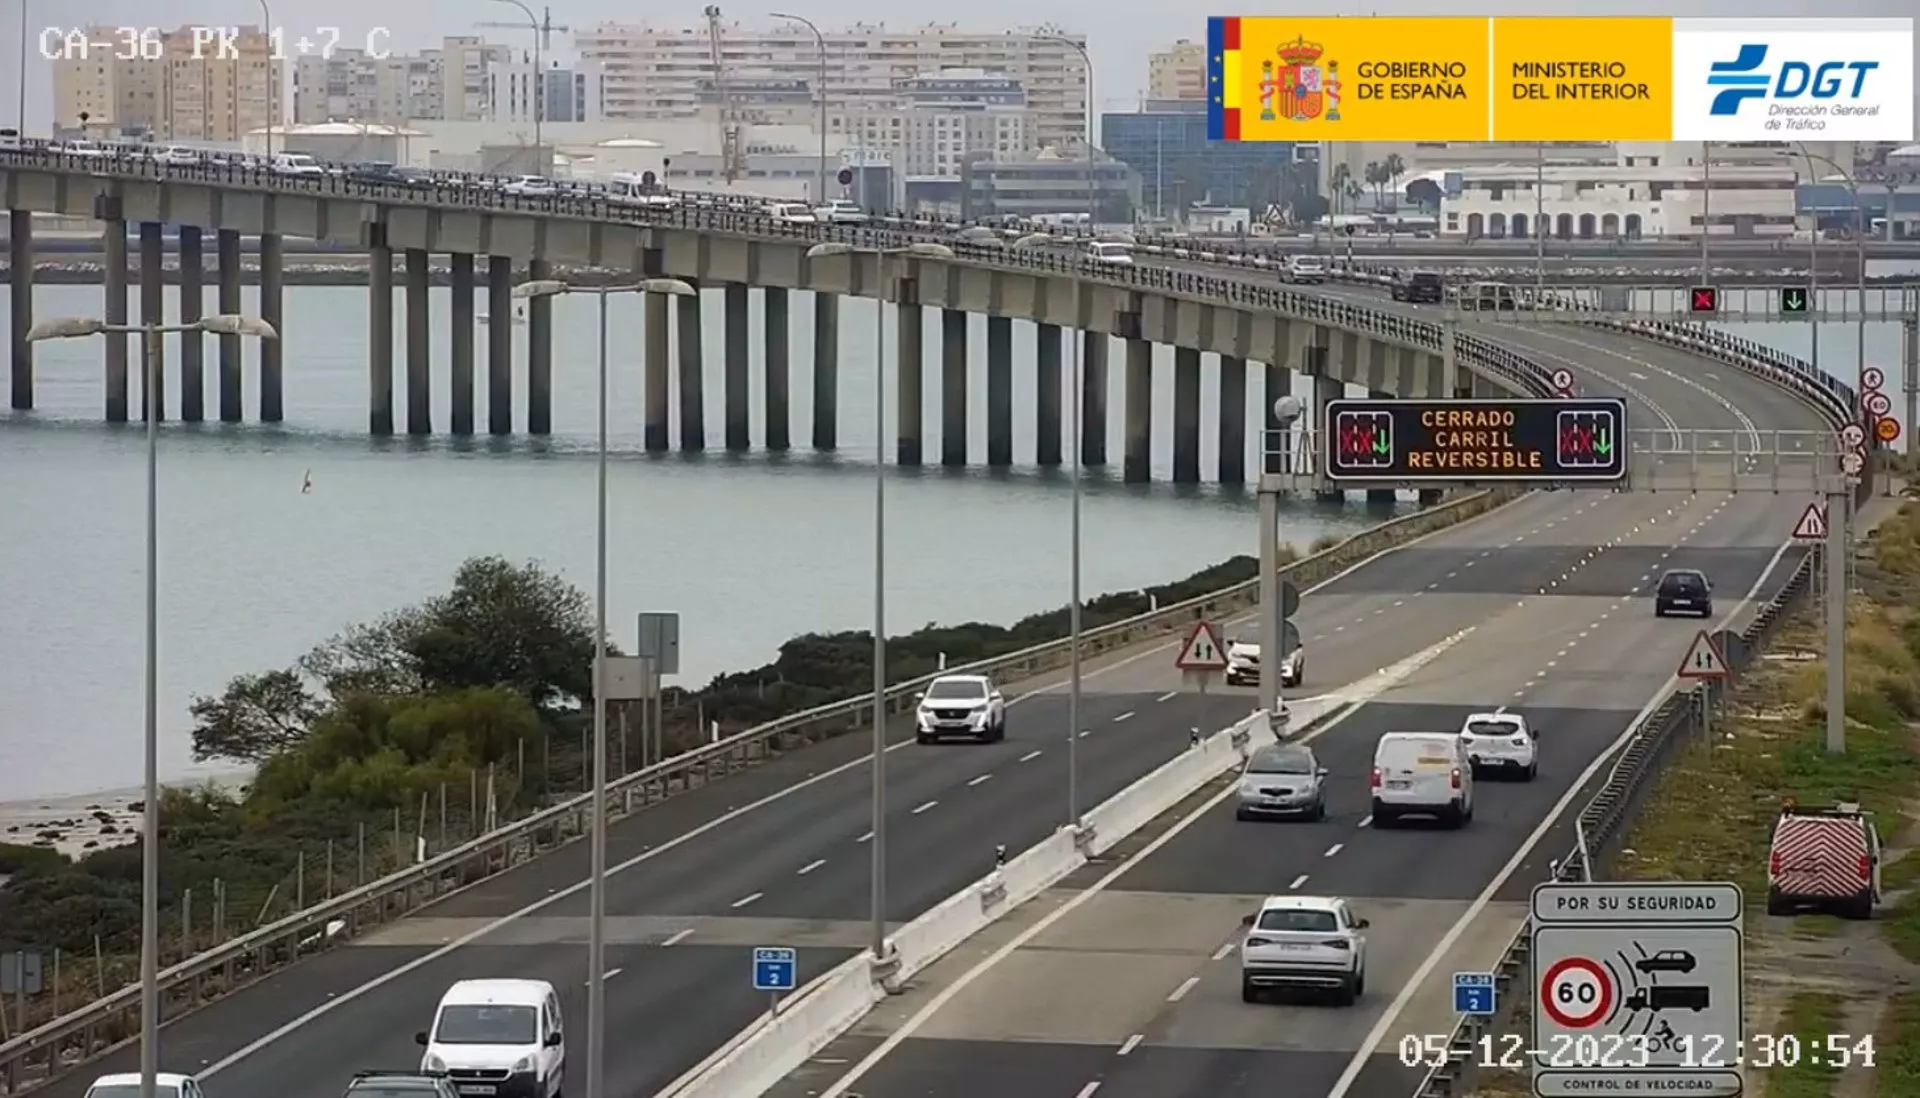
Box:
1769, 991, 1848, 1098
1875, 993, 1920, 1097
1880, 850, 1920, 890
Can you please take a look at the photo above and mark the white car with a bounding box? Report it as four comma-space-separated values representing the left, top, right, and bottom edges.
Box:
914, 674, 1007, 744
767, 201, 817, 224
1283, 255, 1326, 284
268, 152, 325, 176
502, 175, 557, 196
1222, 638, 1303, 688
153, 145, 203, 166
1370, 731, 1474, 828
816, 199, 867, 223
60, 139, 108, 159
83, 1073, 206, 1098
1458, 710, 1537, 780
1086, 240, 1133, 265
1239, 895, 1369, 1005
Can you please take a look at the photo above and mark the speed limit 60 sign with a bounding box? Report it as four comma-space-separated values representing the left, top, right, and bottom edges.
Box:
1540, 956, 1613, 1028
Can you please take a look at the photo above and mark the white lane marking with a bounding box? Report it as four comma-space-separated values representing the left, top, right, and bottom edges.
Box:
1167, 976, 1201, 1002
967, 774, 993, 787
1156, 691, 1179, 703
856, 830, 874, 843
730, 892, 763, 909
912, 800, 938, 815
1074, 1084, 1102, 1098
1118, 1034, 1144, 1056
1357, 816, 1372, 828
797, 859, 826, 875
1323, 531, 1799, 1098
585, 967, 623, 984
1211, 941, 1236, 961
662, 928, 694, 947
1114, 711, 1135, 723
1018, 750, 1043, 762
1324, 843, 1344, 858
1289, 874, 1309, 890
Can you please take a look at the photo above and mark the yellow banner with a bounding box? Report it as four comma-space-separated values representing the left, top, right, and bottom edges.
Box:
1492, 18, 1672, 141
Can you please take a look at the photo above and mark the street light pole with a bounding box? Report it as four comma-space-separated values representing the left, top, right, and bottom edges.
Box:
771, 13, 828, 204
1796, 147, 1868, 474
1533, 143, 1545, 303
258, 0, 274, 157
494, 0, 544, 166
26, 314, 278, 1098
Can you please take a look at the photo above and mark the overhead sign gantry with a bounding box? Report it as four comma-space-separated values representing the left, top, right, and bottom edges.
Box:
1323, 398, 1629, 485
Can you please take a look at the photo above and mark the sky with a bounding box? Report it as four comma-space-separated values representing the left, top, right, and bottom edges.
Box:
3, 0, 1915, 133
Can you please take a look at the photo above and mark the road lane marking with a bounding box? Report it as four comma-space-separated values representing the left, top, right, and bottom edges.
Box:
1118, 1034, 1144, 1056
1324, 843, 1343, 857
662, 928, 693, 947
1357, 816, 1372, 828
1289, 874, 1309, 889
730, 892, 763, 909
856, 830, 874, 843
912, 800, 938, 815
1167, 976, 1200, 1002
1113, 711, 1135, 723
798, 859, 825, 875
967, 774, 993, 787
1211, 941, 1236, 961
1156, 691, 1178, 702
1018, 750, 1042, 762
1074, 1084, 1102, 1098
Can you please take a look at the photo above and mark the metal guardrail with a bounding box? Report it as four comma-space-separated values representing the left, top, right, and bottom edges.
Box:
1406, 548, 1816, 1098
0, 482, 1519, 1095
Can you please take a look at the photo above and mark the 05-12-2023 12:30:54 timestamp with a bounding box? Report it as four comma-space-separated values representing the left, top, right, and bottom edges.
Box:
1398, 1032, 1877, 1070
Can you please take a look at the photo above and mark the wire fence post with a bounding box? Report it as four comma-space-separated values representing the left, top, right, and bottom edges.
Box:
326, 839, 336, 900
295, 849, 306, 910
357, 820, 367, 886
181, 887, 194, 955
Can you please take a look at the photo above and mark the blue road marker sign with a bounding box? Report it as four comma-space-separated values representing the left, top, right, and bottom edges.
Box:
753, 946, 798, 992
1453, 972, 1496, 1015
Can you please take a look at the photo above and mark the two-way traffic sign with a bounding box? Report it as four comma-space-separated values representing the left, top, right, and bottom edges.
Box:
1792, 501, 1828, 541
1676, 630, 1729, 680
1175, 620, 1229, 672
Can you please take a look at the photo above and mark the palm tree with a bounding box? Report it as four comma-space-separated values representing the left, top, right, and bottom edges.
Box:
1343, 178, 1365, 212
1381, 153, 1406, 208
1362, 160, 1385, 209
1329, 162, 1352, 214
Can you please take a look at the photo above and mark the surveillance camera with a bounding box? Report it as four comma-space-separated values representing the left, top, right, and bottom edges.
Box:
1272, 395, 1304, 426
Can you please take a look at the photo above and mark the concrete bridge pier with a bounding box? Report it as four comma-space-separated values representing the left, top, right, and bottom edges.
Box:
676, 285, 705, 451
102, 220, 127, 422
896, 303, 924, 465
1172, 347, 1202, 483
1081, 331, 1108, 466
405, 249, 431, 435
525, 259, 553, 435
9, 210, 32, 410
177, 227, 204, 421
215, 230, 242, 422
1123, 338, 1152, 483
764, 287, 790, 451
723, 283, 750, 451
643, 290, 670, 450
487, 257, 512, 435
941, 309, 968, 466
367, 239, 394, 435
1365, 389, 1397, 503
1218, 356, 1248, 485
811, 292, 838, 450
986, 316, 1013, 466
449, 254, 475, 435
258, 233, 284, 422
138, 222, 165, 422
1034, 323, 1062, 466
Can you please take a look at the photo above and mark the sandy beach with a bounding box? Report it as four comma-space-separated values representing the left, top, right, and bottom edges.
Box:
0, 772, 251, 861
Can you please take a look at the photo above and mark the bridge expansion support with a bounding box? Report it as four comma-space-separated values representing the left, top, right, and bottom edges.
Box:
1035, 323, 1062, 467
216, 230, 242, 422
764, 287, 790, 451
942, 308, 968, 467
724, 282, 750, 451
526, 258, 552, 435
644, 290, 669, 450
1081, 331, 1108, 466
177, 226, 204, 422
1123, 338, 1152, 483
986, 315, 1013, 467
449, 254, 475, 435
9, 210, 32, 410
676, 286, 705, 451
487, 257, 512, 435
1172, 346, 1202, 483
896, 302, 924, 466
405, 249, 431, 435
258, 233, 283, 422
1218, 356, 1248, 485
812, 292, 838, 450
368, 240, 394, 435
138, 222, 165, 421
102, 220, 128, 422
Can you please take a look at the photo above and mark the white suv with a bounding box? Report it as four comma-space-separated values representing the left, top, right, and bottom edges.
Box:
1284, 255, 1326, 284
914, 674, 1007, 743
1239, 895, 1368, 1005
1458, 711, 1537, 780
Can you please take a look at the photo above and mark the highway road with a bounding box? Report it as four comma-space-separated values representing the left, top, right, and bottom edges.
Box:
765, 324, 1828, 1098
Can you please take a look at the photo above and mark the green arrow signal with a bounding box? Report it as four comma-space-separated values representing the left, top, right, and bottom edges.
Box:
1782, 288, 1807, 314
1594, 426, 1613, 456
1372, 429, 1390, 454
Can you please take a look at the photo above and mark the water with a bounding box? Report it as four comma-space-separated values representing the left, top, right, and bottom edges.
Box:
0, 284, 1404, 801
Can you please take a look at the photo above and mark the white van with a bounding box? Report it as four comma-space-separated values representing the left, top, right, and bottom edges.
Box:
1369, 732, 1473, 828
605, 172, 674, 206
417, 978, 565, 1098
767, 201, 817, 224
268, 152, 324, 176
1086, 240, 1133, 265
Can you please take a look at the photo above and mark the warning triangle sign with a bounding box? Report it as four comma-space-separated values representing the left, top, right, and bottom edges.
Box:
1175, 620, 1230, 672
1676, 630, 1729, 679
1792, 502, 1828, 540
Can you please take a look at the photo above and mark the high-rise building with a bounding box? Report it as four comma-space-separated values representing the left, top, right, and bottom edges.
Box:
292, 37, 509, 124
1103, 100, 1303, 218
575, 21, 1089, 149
1147, 40, 1207, 102
52, 25, 280, 140
488, 51, 608, 124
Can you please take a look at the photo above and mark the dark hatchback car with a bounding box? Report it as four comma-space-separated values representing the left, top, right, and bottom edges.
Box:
1654, 569, 1713, 617
1390, 270, 1446, 303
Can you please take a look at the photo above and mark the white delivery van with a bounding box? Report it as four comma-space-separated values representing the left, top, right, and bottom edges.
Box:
1369, 732, 1473, 828
417, 978, 565, 1098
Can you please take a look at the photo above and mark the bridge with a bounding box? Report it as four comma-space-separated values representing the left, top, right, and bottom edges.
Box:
0, 149, 1881, 1098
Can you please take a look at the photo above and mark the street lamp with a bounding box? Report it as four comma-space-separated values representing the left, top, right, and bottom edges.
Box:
804, 238, 958, 958
770, 12, 829, 204
1788, 147, 1868, 387
511, 275, 695, 1098
27, 313, 278, 1098
492, 0, 544, 168
1260, 395, 1303, 727
1038, 34, 1098, 238
258, 0, 275, 157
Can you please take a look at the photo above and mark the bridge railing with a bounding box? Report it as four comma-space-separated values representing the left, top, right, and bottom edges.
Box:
0, 482, 1522, 1095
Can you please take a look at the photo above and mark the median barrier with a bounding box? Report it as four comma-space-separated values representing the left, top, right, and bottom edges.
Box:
0, 484, 1516, 1095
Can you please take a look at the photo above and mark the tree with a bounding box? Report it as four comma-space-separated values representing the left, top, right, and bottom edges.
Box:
188, 668, 323, 763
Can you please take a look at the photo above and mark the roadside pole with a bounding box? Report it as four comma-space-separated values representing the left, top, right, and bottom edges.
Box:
1825, 483, 1850, 753
1259, 396, 1305, 733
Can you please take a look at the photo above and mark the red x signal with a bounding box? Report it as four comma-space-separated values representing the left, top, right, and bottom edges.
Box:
1690, 286, 1719, 313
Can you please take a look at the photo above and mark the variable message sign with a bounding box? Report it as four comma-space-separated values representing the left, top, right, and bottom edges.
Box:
1322, 398, 1629, 484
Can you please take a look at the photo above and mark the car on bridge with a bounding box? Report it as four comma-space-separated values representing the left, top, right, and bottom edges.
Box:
1389, 269, 1446, 304
1239, 895, 1369, 1005
1283, 254, 1326, 284
915, 674, 1008, 743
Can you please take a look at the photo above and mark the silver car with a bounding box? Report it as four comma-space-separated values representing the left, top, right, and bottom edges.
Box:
1235, 744, 1327, 821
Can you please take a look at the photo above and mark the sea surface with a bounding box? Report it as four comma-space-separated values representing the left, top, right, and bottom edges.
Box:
0, 274, 1911, 800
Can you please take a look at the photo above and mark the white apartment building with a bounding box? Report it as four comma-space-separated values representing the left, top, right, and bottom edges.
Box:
1148, 40, 1207, 102
839, 70, 1030, 181
292, 37, 507, 125
574, 21, 1088, 149
487, 52, 607, 124
52, 25, 279, 140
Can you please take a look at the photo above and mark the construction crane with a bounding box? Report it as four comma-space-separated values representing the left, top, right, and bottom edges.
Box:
705, 5, 745, 183
474, 7, 570, 51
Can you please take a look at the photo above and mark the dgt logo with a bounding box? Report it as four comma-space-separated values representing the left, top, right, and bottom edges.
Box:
1333, 408, 1394, 469
1555, 408, 1619, 470
1707, 44, 1879, 116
